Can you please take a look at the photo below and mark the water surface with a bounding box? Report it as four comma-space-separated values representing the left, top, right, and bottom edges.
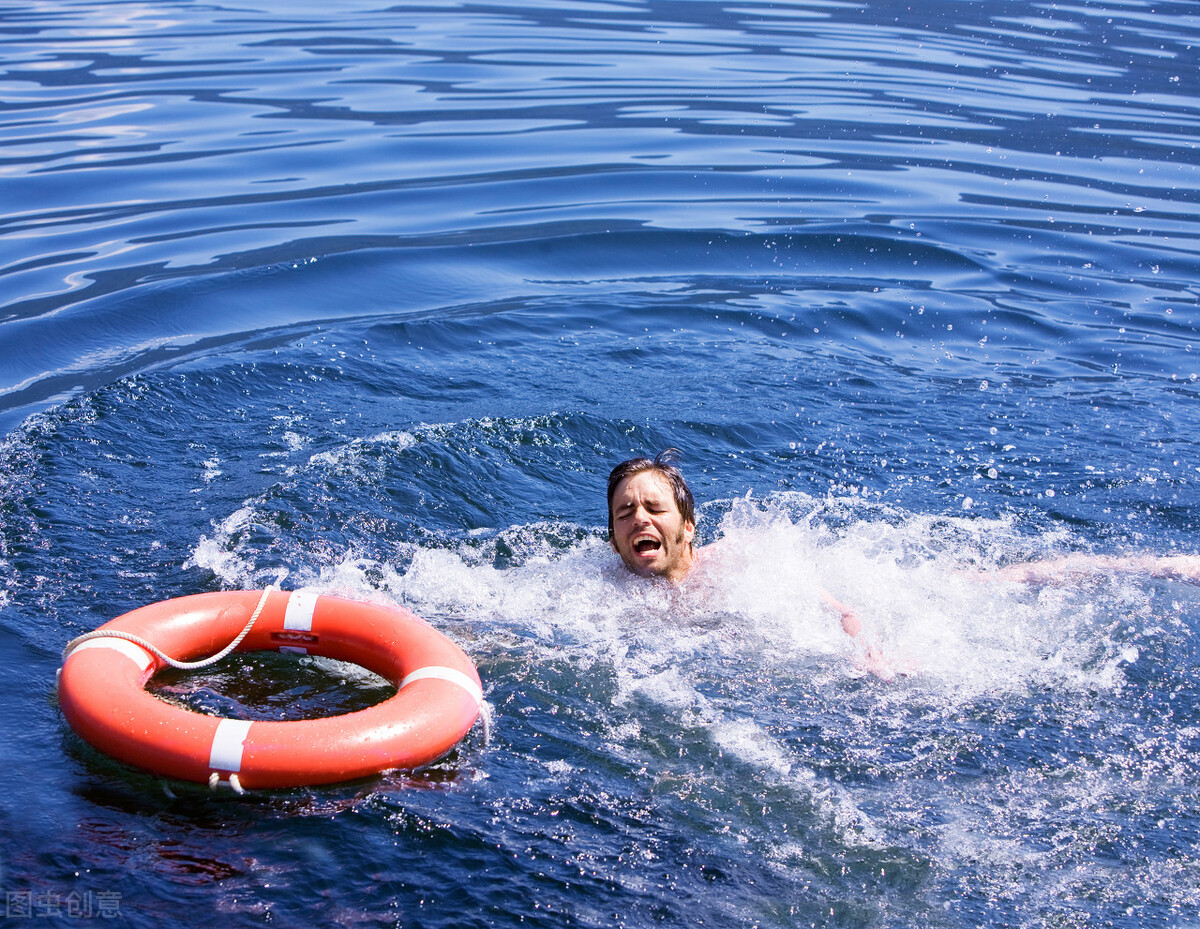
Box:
1, 0, 1199, 926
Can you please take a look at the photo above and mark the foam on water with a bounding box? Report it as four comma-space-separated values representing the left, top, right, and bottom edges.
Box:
197, 476, 1144, 689
180, 427, 1171, 890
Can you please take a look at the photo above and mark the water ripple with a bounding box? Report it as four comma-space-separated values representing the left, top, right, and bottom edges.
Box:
2, 3, 1200, 926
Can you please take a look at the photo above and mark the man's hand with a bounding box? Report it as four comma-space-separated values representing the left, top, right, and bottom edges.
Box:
821, 589, 894, 680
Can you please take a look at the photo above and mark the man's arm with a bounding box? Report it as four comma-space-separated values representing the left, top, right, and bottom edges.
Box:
995, 553, 1200, 585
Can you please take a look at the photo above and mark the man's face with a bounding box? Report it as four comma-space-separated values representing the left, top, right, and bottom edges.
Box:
609, 470, 696, 583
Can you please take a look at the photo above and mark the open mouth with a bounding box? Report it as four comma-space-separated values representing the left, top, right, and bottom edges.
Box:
633, 538, 661, 554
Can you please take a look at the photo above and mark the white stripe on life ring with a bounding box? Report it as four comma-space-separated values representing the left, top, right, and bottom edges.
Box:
208, 718, 253, 773
68, 637, 154, 674
400, 665, 483, 707
283, 590, 319, 632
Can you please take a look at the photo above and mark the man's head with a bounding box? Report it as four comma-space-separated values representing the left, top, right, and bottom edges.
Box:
607, 449, 696, 583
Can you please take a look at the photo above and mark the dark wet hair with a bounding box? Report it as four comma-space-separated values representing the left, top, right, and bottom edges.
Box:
606, 448, 696, 541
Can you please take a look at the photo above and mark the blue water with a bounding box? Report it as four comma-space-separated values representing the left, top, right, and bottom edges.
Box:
2, 0, 1199, 925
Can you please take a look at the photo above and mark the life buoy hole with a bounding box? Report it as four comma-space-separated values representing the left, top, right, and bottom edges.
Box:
148, 651, 397, 722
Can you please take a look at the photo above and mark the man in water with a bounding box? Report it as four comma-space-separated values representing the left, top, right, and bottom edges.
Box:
607, 451, 1200, 679
607, 450, 882, 664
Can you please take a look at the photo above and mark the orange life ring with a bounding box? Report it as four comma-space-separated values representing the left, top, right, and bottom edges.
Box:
58, 589, 483, 789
